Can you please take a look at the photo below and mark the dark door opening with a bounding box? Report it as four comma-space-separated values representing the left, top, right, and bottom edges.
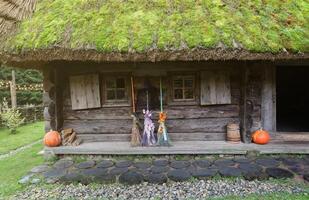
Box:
276, 66, 309, 132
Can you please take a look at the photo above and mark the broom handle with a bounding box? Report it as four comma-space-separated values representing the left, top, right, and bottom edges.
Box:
131, 76, 135, 113
160, 77, 163, 112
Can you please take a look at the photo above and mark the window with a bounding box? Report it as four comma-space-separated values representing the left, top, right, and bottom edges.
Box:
106, 78, 126, 100
102, 75, 130, 106
172, 75, 195, 101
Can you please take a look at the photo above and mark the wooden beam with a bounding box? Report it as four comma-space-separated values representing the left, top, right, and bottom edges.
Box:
54, 67, 63, 131
45, 141, 309, 155
261, 65, 276, 131
240, 65, 249, 143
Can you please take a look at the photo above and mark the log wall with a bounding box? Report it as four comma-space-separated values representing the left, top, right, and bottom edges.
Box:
43, 61, 266, 142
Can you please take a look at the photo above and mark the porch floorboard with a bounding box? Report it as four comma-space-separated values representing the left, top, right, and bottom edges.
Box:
46, 141, 309, 155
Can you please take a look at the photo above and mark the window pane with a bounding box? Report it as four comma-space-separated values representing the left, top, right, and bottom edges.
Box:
184, 79, 193, 88
174, 89, 183, 99
106, 80, 116, 89
107, 90, 115, 100
116, 78, 125, 88
173, 79, 183, 88
116, 89, 125, 100
184, 89, 194, 99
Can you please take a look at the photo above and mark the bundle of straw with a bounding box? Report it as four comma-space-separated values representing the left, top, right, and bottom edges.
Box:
130, 77, 141, 147
157, 77, 171, 146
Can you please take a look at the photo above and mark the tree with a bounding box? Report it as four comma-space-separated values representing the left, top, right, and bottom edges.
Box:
0, 66, 43, 106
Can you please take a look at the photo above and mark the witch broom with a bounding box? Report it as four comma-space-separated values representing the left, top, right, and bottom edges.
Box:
157, 77, 171, 146
130, 76, 141, 147
141, 88, 156, 146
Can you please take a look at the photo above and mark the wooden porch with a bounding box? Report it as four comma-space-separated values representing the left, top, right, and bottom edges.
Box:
45, 141, 309, 155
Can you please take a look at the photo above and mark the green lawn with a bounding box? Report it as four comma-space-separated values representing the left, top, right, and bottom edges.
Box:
0, 143, 44, 198
211, 193, 309, 200
0, 122, 44, 155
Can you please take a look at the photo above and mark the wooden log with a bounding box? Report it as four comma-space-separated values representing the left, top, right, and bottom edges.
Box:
272, 133, 309, 142
67, 132, 76, 144
63, 119, 132, 134
77, 132, 226, 142
63, 105, 240, 120
63, 128, 73, 135
72, 138, 82, 146
63, 117, 239, 134
167, 118, 239, 133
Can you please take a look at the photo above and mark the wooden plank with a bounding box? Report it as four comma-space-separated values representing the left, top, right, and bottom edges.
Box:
46, 141, 309, 155
77, 132, 226, 142
63, 105, 240, 120
201, 70, 231, 105
84, 74, 101, 108
216, 71, 231, 104
70, 75, 87, 110
261, 65, 276, 131
200, 71, 216, 105
69, 74, 101, 110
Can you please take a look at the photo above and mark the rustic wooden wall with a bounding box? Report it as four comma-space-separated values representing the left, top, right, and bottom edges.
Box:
43, 61, 267, 142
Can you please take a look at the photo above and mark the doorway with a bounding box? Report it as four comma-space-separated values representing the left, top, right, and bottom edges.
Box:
276, 66, 309, 132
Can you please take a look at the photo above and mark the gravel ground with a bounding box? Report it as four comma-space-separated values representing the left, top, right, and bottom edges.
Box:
13, 179, 307, 200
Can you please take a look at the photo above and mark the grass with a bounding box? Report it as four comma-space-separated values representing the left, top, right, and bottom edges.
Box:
0, 142, 44, 198
0, 121, 44, 155
209, 192, 309, 200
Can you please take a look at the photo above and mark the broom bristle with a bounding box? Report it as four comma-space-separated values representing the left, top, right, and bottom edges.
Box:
131, 128, 141, 147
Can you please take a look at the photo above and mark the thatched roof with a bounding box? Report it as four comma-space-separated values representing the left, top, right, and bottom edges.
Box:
0, 0, 308, 66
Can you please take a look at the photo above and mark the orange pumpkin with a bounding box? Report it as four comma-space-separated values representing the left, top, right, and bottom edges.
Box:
252, 129, 270, 145
44, 130, 61, 147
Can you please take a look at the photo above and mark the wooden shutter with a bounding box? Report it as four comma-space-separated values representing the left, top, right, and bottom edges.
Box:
200, 70, 231, 105
69, 74, 101, 110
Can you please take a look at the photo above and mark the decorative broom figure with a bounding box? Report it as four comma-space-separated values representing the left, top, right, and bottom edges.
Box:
130, 77, 141, 147
157, 77, 171, 146
141, 91, 157, 146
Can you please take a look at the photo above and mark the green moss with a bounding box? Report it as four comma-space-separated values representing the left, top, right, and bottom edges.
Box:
4, 0, 309, 53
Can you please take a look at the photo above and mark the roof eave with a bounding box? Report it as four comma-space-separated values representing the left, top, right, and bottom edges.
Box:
1, 48, 308, 68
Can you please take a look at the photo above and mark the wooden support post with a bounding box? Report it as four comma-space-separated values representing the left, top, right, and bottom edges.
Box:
240, 63, 264, 143
240, 65, 249, 143
10, 70, 17, 108
261, 65, 276, 132
54, 67, 63, 131
42, 66, 63, 132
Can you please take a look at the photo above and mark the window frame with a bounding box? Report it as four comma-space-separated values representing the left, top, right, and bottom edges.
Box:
168, 72, 199, 106
101, 73, 131, 107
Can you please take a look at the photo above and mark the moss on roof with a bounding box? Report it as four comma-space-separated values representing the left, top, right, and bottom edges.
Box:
3, 0, 309, 53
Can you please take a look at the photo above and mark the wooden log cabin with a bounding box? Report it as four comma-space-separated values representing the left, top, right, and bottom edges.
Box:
0, 0, 308, 154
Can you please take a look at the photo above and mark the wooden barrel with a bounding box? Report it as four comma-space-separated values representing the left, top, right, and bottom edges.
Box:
226, 123, 241, 143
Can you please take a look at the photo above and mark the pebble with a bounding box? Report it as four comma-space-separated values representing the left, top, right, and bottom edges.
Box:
13, 179, 306, 200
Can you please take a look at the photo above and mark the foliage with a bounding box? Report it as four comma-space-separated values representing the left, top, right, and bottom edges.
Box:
0, 121, 44, 154
0, 66, 43, 106
0, 99, 25, 133
3, 0, 309, 53
0, 143, 44, 198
